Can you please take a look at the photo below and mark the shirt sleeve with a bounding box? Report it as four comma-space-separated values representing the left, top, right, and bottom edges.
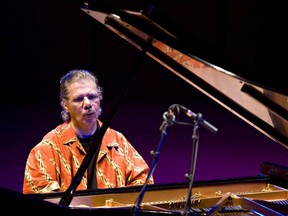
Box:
23, 141, 60, 194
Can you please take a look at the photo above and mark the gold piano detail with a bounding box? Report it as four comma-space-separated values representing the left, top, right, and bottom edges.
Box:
40, 174, 288, 215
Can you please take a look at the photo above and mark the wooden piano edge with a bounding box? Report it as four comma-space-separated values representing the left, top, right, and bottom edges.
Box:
66, 193, 287, 216
261, 162, 288, 189
21, 171, 288, 215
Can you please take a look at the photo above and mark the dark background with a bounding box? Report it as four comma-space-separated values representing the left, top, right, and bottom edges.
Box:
1, 0, 288, 193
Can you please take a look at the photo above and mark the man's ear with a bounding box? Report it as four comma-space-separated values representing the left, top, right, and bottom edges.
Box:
61, 100, 68, 112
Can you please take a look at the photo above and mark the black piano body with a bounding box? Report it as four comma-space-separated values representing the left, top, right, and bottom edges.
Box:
10, 0, 288, 215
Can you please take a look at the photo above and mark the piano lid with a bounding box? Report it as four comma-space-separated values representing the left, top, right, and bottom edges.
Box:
80, 0, 288, 148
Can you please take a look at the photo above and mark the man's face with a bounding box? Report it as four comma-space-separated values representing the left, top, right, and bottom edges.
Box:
63, 79, 101, 128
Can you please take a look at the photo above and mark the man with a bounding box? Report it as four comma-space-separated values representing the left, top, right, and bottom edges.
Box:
23, 69, 153, 194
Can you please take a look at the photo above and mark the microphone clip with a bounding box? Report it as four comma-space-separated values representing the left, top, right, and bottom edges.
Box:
159, 110, 175, 133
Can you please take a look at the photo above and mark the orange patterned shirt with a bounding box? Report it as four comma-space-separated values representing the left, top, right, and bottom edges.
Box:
23, 120, 153, 194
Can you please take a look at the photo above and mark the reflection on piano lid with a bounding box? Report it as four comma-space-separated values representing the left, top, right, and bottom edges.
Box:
80, 0, 288, 149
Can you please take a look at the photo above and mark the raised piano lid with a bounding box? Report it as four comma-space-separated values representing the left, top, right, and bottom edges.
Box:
80, 0, 288, 148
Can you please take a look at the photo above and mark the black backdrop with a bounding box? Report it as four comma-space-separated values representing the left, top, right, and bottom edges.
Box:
1, 0, 288, 193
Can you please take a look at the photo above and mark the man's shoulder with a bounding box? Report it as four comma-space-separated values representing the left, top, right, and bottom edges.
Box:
43, 121, 70, 135
42, 121, 76, 142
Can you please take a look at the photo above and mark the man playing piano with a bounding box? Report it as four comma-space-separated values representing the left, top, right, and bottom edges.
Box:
23, 69, 153, 194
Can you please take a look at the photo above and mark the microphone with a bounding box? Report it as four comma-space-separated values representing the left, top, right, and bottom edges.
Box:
180, 105, 218, 134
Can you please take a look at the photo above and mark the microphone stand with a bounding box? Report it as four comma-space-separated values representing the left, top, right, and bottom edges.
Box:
132, 111, 175, 216
184, 113, 201, 216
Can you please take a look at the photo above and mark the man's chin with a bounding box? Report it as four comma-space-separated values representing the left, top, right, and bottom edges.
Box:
83, 116, 97, 123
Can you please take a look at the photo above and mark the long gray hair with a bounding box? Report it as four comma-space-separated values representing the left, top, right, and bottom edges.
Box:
59, 69, 103, 121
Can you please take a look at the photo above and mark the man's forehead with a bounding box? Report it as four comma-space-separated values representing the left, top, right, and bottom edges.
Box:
68, 80, 97, 94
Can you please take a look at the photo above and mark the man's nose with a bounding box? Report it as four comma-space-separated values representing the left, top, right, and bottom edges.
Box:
83, 97, 92, 109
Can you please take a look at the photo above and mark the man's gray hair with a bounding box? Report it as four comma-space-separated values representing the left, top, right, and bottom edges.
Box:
59, 69, 103, 121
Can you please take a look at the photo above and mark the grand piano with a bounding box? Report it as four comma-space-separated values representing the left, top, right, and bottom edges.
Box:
7, 0, 288, 215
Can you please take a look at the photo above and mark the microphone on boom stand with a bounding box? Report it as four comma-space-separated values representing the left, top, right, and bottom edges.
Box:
132, 106, 176, 216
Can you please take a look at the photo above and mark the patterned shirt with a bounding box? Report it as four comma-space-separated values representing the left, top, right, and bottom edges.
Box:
23, 120, 153, 194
